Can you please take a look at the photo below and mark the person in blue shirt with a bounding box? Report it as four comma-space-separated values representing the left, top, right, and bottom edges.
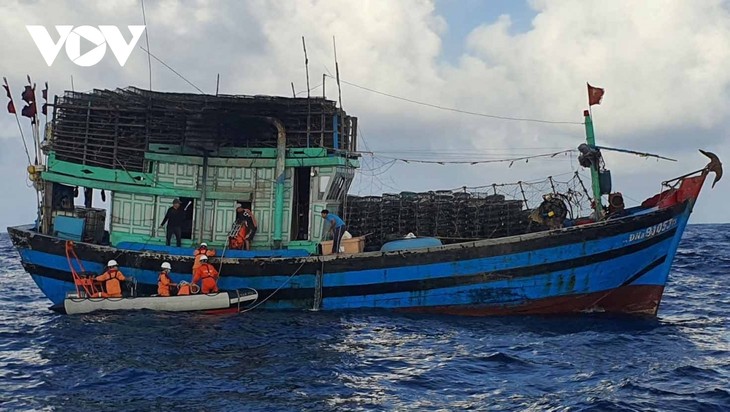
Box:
321, 209, 346, 254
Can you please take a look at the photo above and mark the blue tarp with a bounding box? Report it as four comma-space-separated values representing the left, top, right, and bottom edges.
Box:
53, 216, 85, 241
380, 237, 443, 252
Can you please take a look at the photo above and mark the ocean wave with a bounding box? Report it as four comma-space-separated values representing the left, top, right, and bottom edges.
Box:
0, 226, 727, 411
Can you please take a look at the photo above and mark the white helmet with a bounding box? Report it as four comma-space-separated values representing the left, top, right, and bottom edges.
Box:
200, 255, 208, 261
107, 260, 118, 267
161, 262, 172, 270
200, 242, 208, 248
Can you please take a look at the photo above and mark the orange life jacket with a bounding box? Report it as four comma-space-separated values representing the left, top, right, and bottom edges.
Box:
228, 225, 246, 250
157, 271, 172, 297
95, 269, 126, 297
177, 283, 191, 296
192, 248, 215, 273
193, 263, 219, 294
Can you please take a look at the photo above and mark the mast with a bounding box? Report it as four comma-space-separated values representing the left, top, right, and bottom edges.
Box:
583, 110, 603, 219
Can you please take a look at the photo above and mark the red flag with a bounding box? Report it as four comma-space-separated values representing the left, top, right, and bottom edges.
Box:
2, 83, 15, 114
41, 82, 48, 115
21, 82, 37, 122
22, 102, 36, 122
21, 85, 35, 104
587, 83, 604, 106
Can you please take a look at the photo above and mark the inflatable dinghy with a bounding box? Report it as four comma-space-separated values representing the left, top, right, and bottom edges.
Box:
51, 289, 258, 315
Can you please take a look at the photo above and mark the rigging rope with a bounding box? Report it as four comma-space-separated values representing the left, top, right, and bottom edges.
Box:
138, 46, 205, 94
324, 74, 585, 125
241, 260, 307, 313
372, 149, 575, 165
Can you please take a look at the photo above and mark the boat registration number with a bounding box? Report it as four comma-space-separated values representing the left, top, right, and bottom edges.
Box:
627, 218, 677, 243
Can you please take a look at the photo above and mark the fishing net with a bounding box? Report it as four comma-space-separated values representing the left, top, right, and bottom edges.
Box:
344, 172, 594, 251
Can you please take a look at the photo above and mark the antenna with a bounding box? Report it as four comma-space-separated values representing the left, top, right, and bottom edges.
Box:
333, 36, 344, 151
302, 36, 311, 147
333, 36, 343, 111
215, 73, 220, 96
140, 0, 152, 90
321, 73, 326, 145
291, 82, 296, 97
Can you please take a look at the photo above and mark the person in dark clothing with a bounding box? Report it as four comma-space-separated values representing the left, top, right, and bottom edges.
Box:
160, 199, 185, 247
242, 209, 257, 251
235, 204, 246, 224
234, 203, 257, 250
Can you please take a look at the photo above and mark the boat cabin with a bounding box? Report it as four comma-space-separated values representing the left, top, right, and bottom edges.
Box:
38, 88, 359, 254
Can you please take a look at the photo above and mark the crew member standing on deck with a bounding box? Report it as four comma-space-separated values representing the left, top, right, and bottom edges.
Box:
192, 255, 219, 294
321, 209, 346, 254
158, 262, 174, 297
235, 203, 246, 224
234, 204, 258, 250
160, 199, 185, 247
192, 242, 215, 274
242, 208, 257, 251
95, 260, 126, 298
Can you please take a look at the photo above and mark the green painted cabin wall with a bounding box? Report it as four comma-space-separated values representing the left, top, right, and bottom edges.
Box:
44, 151, 357, 249
111, 162, 294, 248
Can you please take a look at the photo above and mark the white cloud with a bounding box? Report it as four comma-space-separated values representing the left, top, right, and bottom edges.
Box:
0, 0, 728, 230
459, 0, 730, 139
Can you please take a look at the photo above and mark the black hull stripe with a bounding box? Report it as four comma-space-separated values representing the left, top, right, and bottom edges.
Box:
24, 228, 675, 301
322, 204, 684, 274
321, 231, 675, 298
620, 255, 667, 287
8, 202, 687, 276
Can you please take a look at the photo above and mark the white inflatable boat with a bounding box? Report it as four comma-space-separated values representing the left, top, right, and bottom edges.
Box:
51, 289, 259, 315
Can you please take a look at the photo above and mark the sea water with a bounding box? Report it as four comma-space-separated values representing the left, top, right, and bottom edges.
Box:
0, 225, 727, 411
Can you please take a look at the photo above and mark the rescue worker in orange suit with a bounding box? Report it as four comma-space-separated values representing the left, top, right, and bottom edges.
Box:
228, 221, 247, 250
158, 262, 174, 297
192, 242, 215, 274
192, 255, 219, 294
243, 209, 257, 251
235, 204, 258, 251
95, 259, 126, 298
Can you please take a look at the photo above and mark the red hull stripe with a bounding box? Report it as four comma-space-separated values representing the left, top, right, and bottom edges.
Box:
398, 285, 665, 316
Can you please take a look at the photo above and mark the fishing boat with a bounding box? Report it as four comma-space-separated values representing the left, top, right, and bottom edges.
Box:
5, 83, 722, 316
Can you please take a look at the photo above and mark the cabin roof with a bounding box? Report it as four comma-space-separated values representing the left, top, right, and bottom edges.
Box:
50, 87, 355, 172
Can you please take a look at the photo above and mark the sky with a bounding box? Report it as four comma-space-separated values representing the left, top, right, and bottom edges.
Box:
0, 0, 728, 231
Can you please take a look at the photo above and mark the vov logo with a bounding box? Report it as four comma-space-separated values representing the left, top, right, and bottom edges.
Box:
26, 25, 146, 67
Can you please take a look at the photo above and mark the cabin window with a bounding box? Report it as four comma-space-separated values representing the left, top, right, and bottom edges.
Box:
318, 175, 331, 200
327, 175, 348, 201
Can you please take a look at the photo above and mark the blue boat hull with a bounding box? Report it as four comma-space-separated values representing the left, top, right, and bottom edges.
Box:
7, 197, 694, 316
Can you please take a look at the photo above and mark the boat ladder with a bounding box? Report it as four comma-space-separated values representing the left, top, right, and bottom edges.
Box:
64, 241, 100, 298
227, 222, 243, 237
